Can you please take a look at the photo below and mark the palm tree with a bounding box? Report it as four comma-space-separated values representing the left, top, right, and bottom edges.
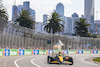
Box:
15, 9, 36, 29
0, 2, 8, 20
74, 18, 90, 37
44, 12, 64, 34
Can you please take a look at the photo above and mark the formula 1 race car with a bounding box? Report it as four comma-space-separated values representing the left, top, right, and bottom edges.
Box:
47, 52, 73, 65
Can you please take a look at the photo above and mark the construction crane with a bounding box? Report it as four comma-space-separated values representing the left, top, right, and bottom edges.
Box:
96, 11, 98, 34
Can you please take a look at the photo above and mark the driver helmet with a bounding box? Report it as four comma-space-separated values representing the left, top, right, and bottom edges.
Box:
58, 52, 62, 56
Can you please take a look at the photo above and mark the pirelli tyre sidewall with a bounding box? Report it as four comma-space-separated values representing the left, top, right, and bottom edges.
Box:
47, 56, 51, 64
69, 57, 73, 65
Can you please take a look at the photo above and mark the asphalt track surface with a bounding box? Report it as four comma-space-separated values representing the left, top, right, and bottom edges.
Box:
0, 54, 100, 67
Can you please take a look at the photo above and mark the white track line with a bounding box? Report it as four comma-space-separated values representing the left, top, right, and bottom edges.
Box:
81, 57, 99, 66
31, 58, 41, 67
14, 57, 35, 67
14, 58, 24, 67
31, 57, 45, 67
4, 59, 9, 66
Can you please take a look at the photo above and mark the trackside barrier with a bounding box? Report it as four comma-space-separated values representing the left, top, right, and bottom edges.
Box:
39, 50, 48, 55
10, 49, 18, 56
19, 49, 24, 55
5, 49, 10, 56
33, 50, 39, 55
54, 50, 62, 53
48, 50, 53, 54
39, 50, 44, 55
92, 50, 98, 54
0, 49, 100, 57
62, 50, 68, 54
78, 50, 83, 54
68, 50, 77, 54
44, 50, 48, 55
83, 50, 91, 54
24, 49, 32, 55
98, 50, 100, 53
0, 49, 3, 56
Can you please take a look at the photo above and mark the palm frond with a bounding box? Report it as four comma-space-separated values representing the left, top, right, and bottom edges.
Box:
0, 2, 8, 20
15, 9, 36, 29
43, 12, 65, 34
74, 18, 90, 37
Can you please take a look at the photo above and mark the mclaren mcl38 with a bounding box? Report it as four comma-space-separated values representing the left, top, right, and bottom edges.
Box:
47, 52, 73, 65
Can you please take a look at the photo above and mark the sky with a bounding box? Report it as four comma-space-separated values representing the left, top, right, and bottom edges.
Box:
1, 0, 100, 22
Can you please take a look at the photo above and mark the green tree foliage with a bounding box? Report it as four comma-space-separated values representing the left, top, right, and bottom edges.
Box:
74, 18, 90, 37
83, 33, 98, 38
44, 12, 64, 34
15, 9, 36, 29
92, 34, 98, 38
86, 33, 92, 37
0, 2, 8, 20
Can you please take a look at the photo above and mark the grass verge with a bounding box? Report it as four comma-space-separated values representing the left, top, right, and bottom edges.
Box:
93, 58, 100, 63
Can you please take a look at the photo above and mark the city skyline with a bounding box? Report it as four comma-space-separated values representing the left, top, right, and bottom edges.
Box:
12, 1, 35, 21
2, 0, 100, 22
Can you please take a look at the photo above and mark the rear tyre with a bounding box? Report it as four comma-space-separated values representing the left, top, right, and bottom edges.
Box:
71, 60, 73, 65
69, 58, 73, 65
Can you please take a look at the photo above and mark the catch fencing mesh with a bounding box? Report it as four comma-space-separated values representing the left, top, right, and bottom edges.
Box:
0, 17, 100, 50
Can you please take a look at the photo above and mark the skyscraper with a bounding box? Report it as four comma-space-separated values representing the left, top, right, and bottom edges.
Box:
12, 1, 35, 21
64, 17, 72, 34
23, 1, 35, 21
43, 14, 48, 23
56, 3, 64, 20
72, 13, 79, 18
23, 1, 30, 10
81, 15, 84, 19
35, 22, 42, 32
12, 5, 18, 21
42, 14, 48, 32
30, 9, 35, 21
84, 0, 94, 23
17, 5, 23, 15
64, 16, 79, 35
56, 3, 64, 34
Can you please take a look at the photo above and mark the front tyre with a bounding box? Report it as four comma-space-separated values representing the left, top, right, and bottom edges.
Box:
47, 56, 51, 64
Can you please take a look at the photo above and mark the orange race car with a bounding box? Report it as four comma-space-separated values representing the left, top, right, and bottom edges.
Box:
47, 52, 73, 65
